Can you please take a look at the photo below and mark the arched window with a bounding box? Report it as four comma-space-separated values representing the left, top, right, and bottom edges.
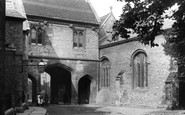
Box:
30, 24, 44, 45
78, 31, 83, 48
132, 50, 148, 89
101, 57, 110, 87
73, 31, 78, 47
37, 27, 43, 44
73, 27, 86, 49
31, 26, 37, 44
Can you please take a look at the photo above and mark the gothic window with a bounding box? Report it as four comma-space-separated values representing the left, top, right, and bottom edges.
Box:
132, 51, 148, 89
73, 28, 85, 49
73, 31, 78, 47
78, 31, 83, 47
101, 58, 110, 87
30, 24, 43, 45
37, 27, 43, 44
31, 27, 37, 44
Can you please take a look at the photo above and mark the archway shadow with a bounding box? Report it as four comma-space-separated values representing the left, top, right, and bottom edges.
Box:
45, 63, 75, 104
78, 75, 94, 104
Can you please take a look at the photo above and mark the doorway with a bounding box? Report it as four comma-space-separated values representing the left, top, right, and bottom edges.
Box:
78, 75, 92, 104
45, 64, 72, 104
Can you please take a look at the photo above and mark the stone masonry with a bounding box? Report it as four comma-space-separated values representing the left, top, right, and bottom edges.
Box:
24, 0, 100, 104
98, 12, 171, 108
98, 35, 171, 108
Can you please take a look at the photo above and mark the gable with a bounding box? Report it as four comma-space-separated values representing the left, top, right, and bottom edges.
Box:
99, 13, 117, 45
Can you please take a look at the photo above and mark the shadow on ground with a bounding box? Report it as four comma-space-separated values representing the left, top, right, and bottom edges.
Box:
45, 104, 114, 115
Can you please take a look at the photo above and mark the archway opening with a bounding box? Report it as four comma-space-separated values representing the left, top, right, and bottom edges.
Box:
28, 78, 32, 103
28, 74, 37, 105
45, 66, 71, 104
40, 72, 51, 103
78, 75, 92, 104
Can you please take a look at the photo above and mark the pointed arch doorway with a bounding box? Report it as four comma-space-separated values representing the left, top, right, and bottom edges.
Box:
45, 63, 72, 104
78, 75, 93, 104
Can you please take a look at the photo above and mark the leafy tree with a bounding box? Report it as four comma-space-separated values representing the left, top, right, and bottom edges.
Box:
113, 0, 185, 74
113, 0, 185, 108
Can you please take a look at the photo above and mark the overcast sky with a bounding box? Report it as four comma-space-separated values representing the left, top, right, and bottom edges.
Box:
90, 0, 126, 19
90, 0, 176, 29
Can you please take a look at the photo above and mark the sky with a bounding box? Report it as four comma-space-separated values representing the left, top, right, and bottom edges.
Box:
90, 0, 176, 29
90, 0, 126, 19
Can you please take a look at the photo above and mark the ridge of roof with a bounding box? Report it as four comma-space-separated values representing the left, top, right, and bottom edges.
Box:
25, 1, 92, 13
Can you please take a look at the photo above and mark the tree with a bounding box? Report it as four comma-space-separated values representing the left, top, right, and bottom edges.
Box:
113, 0, 185, 109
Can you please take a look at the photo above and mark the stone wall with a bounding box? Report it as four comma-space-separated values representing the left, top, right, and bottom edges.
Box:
27, 21, 99, 104
5, 19, 26, 108
98, 35, 171, 108
6, 20, 24, 53
0, 50, 16, 109
28, 22, 99, 60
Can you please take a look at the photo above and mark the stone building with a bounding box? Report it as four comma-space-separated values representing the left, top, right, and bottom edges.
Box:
98, 11, 172, 108
2, 0, 29, 112
23, 0, 100, 104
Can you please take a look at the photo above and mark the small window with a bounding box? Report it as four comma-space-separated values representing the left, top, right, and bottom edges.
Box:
73, 31, 78, 47
73, 28, 85, 49
30, 24, 44, 45
78, 31, 83, 48
31, 27, 37, 44
132, 51, 148, 89
37, 27, 43, 44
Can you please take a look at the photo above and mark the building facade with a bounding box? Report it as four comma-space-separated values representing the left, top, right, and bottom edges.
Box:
2, 0, 29, 112
98, 12, 172, 108
23, 0, 100, 104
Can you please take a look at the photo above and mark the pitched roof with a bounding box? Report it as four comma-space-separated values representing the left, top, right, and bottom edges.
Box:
6, 0, 26, 19
23, 0, 99, 25
99, 12, 115, 42
100, 12, 111, 24
6, 0, 30, 30
6, 10, 25, 19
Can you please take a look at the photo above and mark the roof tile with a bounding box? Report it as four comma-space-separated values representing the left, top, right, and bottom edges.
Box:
23, 0, 99, 25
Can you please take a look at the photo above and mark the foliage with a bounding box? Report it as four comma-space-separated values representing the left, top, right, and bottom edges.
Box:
113, 0, 185, 76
